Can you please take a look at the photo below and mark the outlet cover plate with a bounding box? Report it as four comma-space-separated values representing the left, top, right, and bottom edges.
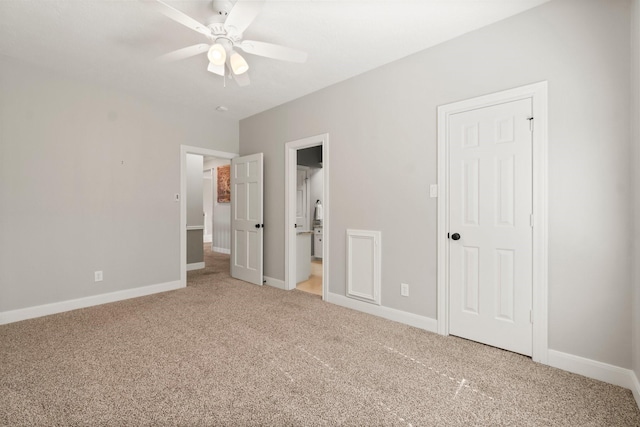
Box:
401, 283, 409, 297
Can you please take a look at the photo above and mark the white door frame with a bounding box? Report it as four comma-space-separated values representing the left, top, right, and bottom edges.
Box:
285, 133, 329, 300
436, 82, 549, 364
180, 145, 238, 287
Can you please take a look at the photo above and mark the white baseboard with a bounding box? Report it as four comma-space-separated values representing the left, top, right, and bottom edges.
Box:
326, 292, 437, 333
631, 370, 640, 409
212, 247, 230, 254
264, 276, 286, 290
547, 349, 637, 392
203, 234, 212, 243
0, 280, 183, 325
186, 262, 205, 271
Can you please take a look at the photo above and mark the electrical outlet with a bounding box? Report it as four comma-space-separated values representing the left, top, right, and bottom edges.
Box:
401, 283, 409, 297
94, 271, 103, 282
430, 184, 438, 198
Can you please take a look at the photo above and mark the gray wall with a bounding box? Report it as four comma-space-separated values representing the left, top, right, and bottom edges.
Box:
297, 146, 322, 168
0, 55, 238, 312
309, 167, 323, 256
240, 0, 633, 368
186, 229, 204, 265
186, 154, 204, 265
186, 154, 204, 228
309, 167, 323, 229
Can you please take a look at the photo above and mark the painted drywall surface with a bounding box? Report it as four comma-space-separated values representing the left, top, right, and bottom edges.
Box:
186, 154, 204, 265
186, 229, 204, 264
186, 154, 204, 227
297, 146, 322, 168
0, 55, 238, 312
240, 0, 633, 367
203, 157, 232, 252
309, 167, 323, 256
309, 167, 323, 229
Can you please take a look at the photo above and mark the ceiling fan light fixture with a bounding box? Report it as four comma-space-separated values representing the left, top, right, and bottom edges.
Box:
230, 52, 249, 75
207, 43, 226, 65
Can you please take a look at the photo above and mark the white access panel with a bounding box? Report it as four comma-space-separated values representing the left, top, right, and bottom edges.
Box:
346, 229, 381, 305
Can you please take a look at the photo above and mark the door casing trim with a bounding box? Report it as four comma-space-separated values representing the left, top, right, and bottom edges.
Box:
436, 82, 549, 363
285, 133, 329, 300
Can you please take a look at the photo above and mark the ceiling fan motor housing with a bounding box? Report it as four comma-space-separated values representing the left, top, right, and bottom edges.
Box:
212, 0, 234, 17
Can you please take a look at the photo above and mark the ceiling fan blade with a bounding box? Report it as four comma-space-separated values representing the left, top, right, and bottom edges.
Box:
238, 40, 308, 63
207, 62, 225, 77
157, 43, 210, 62
154, 0, 211, 37
224, 0, 265, 35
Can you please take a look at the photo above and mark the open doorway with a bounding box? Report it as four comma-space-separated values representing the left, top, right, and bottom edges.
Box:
294, 151, 323, 296
180, 146, 237, 287
203, 156, 231, 255
285, 134, 329, 300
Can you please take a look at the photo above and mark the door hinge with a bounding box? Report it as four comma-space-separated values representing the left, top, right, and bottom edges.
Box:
529, 310, 533, 324
527, 117, 534, 132
530, 214, 534, 228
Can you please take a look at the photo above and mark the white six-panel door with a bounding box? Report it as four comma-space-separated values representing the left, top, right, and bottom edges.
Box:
449, 98, 533, 356
230, 153, 264, 285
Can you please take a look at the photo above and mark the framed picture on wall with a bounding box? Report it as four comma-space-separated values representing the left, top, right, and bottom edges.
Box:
217, 164, 231, 203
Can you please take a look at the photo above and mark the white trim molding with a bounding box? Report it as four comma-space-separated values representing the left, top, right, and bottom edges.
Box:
548, 350, 639, 394
632, 370, 640, 409
326, 292, 437, 333
284, 133, 330, 301
436, 81, 549, 364
186, 225, 205, 231
186, 262, 205, 271
0, 280, 183, 325
264, 276, 286, 290
212, 247, 231, 255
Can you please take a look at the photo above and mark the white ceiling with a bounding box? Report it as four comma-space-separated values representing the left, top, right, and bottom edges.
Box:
0, 0, 549, 120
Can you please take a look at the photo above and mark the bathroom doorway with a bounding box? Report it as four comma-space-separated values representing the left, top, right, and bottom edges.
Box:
294, 153, 323, 296
284, 134, 329, 300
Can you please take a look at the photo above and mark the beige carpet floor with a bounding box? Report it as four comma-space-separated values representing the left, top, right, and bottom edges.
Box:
1, 246, 639, 426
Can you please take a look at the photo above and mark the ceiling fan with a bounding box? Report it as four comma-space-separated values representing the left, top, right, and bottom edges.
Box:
154, 0, 308, 87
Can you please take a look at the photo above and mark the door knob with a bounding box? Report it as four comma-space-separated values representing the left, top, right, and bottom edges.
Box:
255, 224, 261, 228
451, 233, 461, 241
